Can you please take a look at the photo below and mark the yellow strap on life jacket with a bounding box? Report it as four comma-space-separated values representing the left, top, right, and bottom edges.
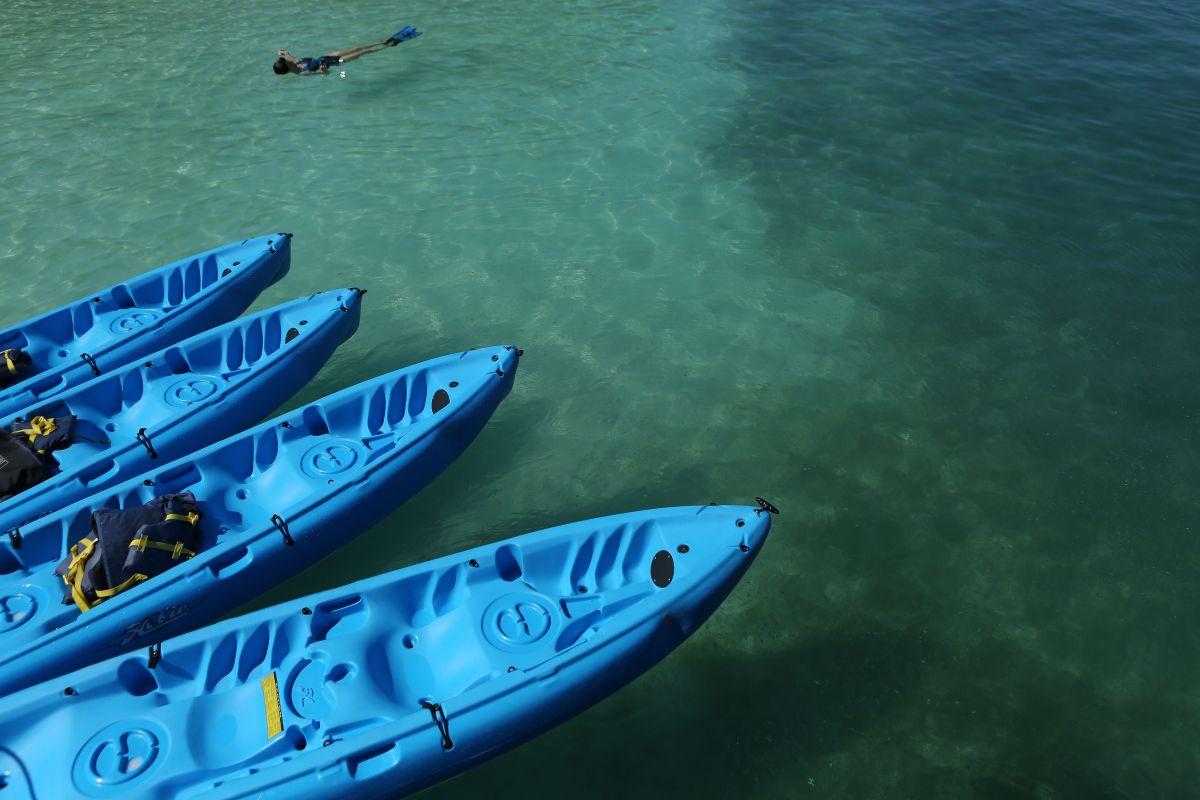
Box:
128, 536, 196, 560
128, 509, 199, 559
94, 572, 149, 600
62, 537, 98, 613
63, 533, 154, 612
63, 506, 199, 612
12, 416, 57, 454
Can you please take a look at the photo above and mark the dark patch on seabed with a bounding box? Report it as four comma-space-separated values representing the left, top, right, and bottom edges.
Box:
665, 0, 1199, 797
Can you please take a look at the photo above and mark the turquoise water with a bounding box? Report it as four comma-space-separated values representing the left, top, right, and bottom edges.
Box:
3, 0, 1199, 796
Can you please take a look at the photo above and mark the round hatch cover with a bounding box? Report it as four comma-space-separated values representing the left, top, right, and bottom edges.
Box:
651, 550, 674, 588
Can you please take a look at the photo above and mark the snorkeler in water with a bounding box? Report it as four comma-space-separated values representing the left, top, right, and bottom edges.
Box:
274, 27, 422, 75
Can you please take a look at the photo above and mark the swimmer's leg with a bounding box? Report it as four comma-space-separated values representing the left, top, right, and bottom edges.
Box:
325, 42, 390, 62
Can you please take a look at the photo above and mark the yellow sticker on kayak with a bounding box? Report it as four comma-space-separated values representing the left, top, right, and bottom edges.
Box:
262, 671, 284, 739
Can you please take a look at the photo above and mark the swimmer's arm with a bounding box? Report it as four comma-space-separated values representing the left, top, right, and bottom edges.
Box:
276, 49, 327, 75
276, 49, 312, 72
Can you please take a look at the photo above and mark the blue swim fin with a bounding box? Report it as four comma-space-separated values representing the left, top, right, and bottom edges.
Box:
387, 26, 422, 44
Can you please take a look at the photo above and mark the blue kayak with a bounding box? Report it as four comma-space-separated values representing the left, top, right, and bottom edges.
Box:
0, 233, 292, 419
0, 288, 363, 535
0, 345, 519, 695
0, 501, 771, 799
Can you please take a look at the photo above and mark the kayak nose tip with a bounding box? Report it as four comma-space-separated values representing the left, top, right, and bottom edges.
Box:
463, 346, 520, 377
740, 500, 775, 554
497, 345, 520, 374
267, 233, 292, 255
341, 287, 366, 311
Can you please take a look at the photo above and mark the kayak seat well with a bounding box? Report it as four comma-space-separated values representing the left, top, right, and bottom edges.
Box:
29, 308, 74, 355
309, 595, 368, 643
518, 520, 662, 596
109, 284, 137, 310
70, 301, 96, 339
165, 255, 221, 309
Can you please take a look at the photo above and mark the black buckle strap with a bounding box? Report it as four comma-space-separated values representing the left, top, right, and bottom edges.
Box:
272, 514, 294, 547
8, 529, 20, 549
148, 642, 161, 669
420, 700, 454, 750
81, 353, 101, 376
136, 428, 158, 459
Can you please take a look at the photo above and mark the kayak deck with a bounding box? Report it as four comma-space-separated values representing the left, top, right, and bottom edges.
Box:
0, 345, 520, 696
0, 503, 768, 799
0, 234, 291, 418
0, 288, 363, 533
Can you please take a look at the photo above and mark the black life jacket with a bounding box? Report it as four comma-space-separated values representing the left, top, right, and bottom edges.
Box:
54, 492, 201, 612
8, 415, 76, 456
0, 431, 46, 500
0, 415, 77, 500
0, 348, 32, 389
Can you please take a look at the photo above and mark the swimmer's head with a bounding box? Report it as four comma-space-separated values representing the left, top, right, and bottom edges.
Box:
273, 58, 290, 75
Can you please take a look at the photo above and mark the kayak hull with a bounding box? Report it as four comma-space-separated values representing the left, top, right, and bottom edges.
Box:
0, 288, 363, 534
0, 345, 519, 695
0, 233, 292, 418
0, 502, 768, 799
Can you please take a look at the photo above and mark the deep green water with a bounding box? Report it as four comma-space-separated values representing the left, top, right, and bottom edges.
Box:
3, 0, 1199, 796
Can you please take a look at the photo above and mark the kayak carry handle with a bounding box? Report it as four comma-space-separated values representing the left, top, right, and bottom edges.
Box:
754, 497, 780, 515
137, 428, 158, 459
420, 700, 454, 750
272, 514, 295, 547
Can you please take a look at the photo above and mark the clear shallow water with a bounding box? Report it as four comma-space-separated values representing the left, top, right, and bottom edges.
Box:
2, 0, 1199, 796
